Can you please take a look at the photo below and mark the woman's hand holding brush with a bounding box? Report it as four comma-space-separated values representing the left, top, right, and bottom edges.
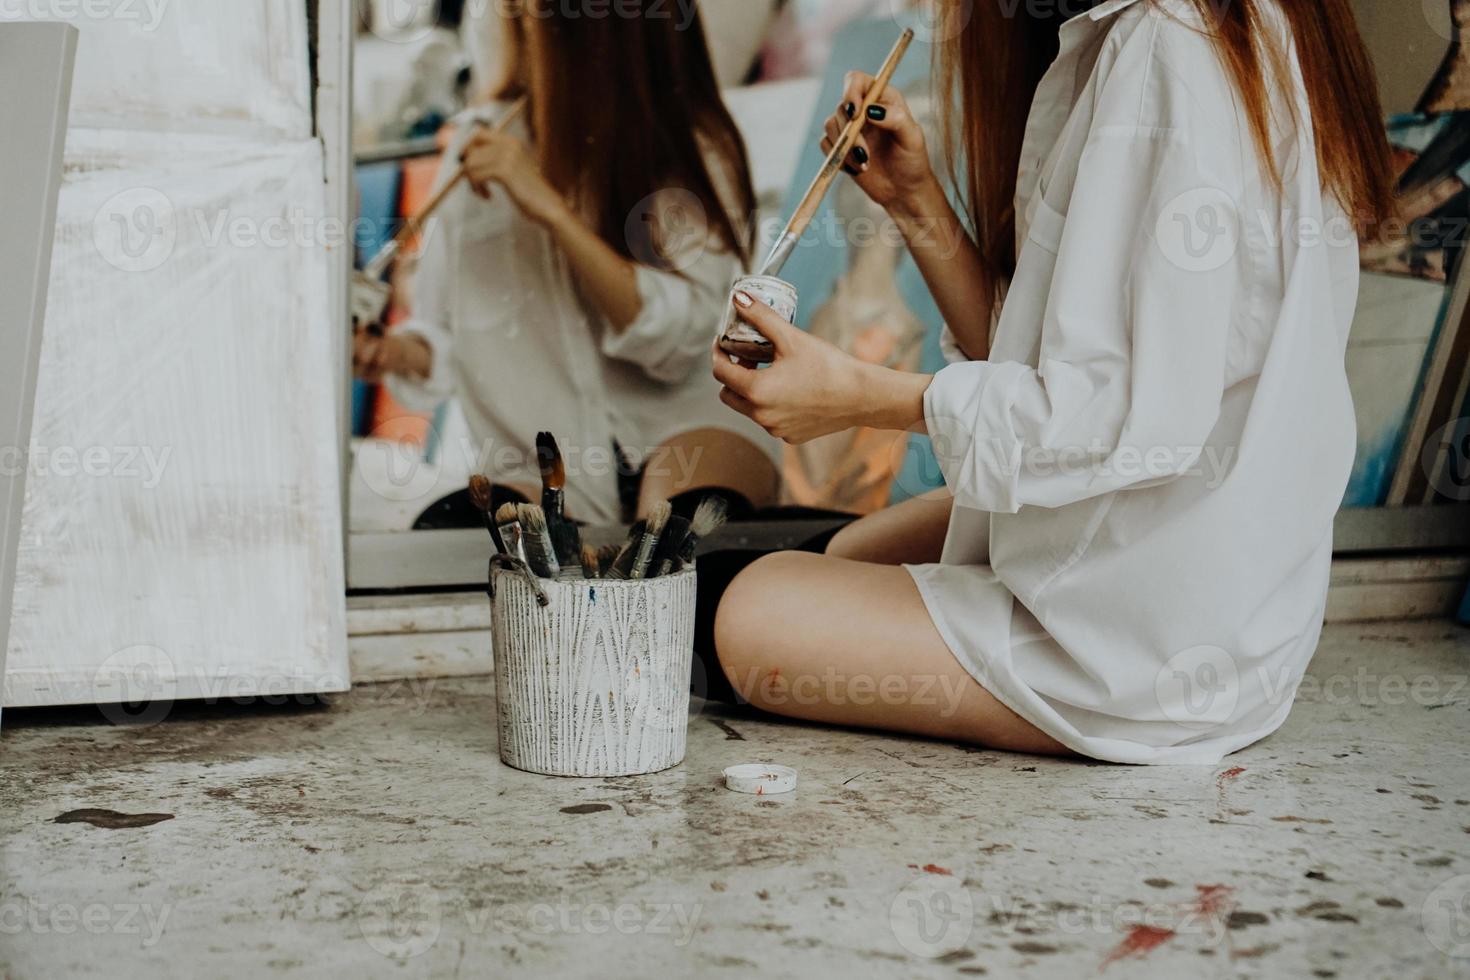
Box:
818, 70, 996, 361
461, 130, 570, 228
821, 73, 937, 217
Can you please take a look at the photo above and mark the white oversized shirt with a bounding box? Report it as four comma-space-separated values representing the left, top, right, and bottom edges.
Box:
387, 104, 775, 525
908, 0, 1361, 763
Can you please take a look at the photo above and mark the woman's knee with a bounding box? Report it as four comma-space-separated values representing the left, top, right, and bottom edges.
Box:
712, 551, 808, 689
824, 521, 865, 559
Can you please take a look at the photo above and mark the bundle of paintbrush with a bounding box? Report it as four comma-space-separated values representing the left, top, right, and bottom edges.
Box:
604, 496, 728, 581
467, 433, 729, 582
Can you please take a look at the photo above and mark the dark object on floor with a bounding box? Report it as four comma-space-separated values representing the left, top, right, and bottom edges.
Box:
53, 808, 175, 829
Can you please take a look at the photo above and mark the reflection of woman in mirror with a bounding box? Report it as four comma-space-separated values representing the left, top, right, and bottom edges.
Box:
353, 1, 778, 525
708, 0, 1394, 763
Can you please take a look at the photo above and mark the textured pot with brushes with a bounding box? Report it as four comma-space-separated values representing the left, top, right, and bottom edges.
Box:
476, 433, 728, 776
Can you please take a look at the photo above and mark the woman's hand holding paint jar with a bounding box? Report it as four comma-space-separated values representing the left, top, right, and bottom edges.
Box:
461, 130, 570, 227
712, 290, 931, 445
822, 72, 939, 217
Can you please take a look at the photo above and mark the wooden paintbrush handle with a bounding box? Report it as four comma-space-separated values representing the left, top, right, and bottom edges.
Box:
779, 29, 915, 251
388, 96, 528, 250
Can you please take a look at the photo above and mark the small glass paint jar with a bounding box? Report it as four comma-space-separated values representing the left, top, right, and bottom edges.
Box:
718, 275, 798, 364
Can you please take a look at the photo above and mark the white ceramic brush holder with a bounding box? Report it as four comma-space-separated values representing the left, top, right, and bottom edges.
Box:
490, 566, 697, 777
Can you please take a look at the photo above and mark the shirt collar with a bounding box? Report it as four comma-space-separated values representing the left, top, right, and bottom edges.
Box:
1072, 0, 1146, 26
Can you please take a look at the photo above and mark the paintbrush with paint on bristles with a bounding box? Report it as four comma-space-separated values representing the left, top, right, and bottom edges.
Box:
535, 432, 566, 519
650, 514, 691, 579
606, 519, 646, 580
536, 431, 582, 572
596, 544, 621, 578
517, 503, 560, 579
580, 544, 601, 580
629, 501, 672, 580
495, 502, 525, 564
674, 496, 729, 569
468, 475, 506, 554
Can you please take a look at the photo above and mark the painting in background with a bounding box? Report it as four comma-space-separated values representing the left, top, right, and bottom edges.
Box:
778, 14, 950, 512
1361, 114, 1470, 282
1420, 0, 1470, 114
760, 0, 901, 81
1345, 112, 1470, 506
1348, 0, 1470, 507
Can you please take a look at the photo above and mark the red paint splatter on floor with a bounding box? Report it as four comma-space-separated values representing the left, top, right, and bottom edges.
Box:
1101, 925, 1175, 968
1216, 766, 1246, 789
905, 863, 953, 876
1192, 883, 1235, 918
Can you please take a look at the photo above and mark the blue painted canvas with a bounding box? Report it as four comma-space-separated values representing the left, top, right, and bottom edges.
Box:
353, 161, 404, 438
776, 14, 953, 509
1347, 111, 1470, 506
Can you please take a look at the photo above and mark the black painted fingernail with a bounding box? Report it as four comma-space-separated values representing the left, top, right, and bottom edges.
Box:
845, 102, 856, 119
842, 164, 860, 177
867, 105, 887, 122
852, 146, 869, 166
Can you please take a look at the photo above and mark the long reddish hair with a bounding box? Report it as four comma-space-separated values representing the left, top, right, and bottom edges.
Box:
494, 1, 756, 268
939, 0, 1395, 299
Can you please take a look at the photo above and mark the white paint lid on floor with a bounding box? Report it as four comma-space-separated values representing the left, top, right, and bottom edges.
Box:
723, 764, 798, 796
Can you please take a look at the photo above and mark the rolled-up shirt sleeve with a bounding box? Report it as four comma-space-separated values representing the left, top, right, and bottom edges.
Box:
926, 125, 1238, 514
600, 191, 741, 386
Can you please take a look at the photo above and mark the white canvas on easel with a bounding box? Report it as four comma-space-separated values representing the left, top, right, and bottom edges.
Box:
0, 23, 77, 726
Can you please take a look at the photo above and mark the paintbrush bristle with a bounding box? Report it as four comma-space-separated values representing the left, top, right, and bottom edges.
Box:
650, 514, 690, 579
549, 515, 581, 571
518, 503, 547, 537
629, 502, 673, 580
690, 496, 729, 538
468, 475, 494, 513
535, 431, 566, 491
646, 500, 672, 536
607, 520, 645, 580
517, 504, 559, 578
597, 544, 621, 576
495, 502, 520, 527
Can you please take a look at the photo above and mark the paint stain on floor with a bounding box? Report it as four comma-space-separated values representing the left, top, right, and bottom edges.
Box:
1102, 925, 1175, 968
53, 809, 174, 829
559, 803, 612, 815
709, 719, 746, 741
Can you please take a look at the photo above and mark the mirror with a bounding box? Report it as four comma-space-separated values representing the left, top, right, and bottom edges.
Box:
346, 0, 799, 544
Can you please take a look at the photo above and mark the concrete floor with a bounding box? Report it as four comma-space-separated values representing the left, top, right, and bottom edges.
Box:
2, 620, 1468, 979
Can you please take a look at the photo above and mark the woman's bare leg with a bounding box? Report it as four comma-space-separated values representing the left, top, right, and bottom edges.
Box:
714, 551, 1068, 755
638, 428, 780, 517
825, 491, 955, 565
